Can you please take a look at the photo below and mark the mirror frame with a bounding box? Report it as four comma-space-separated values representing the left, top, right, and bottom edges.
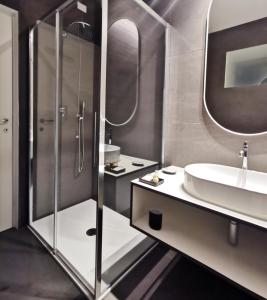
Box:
105, 18, 140, 127
203, 0, 267, 136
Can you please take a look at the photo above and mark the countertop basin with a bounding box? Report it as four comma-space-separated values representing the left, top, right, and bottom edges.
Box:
184, 163, 267, 220
100, 144, 120, 164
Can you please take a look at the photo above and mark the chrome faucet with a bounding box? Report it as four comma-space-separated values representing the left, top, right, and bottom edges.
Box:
107, 128, 112, 145
239, 141, 248, 170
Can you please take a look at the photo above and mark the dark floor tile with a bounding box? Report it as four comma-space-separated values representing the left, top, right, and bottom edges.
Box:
0, 228, 86, 300
112, 243, 260, 300
150, 256, 258, 300
0, 229, 262, 300
112, 243, 169, 299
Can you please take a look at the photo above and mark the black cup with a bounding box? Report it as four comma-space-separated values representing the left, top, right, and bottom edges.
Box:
149, 209, 162, 230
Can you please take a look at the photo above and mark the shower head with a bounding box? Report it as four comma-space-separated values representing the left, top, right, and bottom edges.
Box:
63, 21, 94, 42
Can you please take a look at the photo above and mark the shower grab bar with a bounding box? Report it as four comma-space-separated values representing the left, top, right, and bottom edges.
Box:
76, 100, 85, 174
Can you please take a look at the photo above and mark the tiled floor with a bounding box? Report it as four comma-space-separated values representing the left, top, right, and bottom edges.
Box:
109, 245, 260, 300
0, 228, 86, 300
0, 228, 261, 300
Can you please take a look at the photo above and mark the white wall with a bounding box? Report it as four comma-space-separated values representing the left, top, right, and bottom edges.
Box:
210, 0, 267, 32
0, 9, 13, 231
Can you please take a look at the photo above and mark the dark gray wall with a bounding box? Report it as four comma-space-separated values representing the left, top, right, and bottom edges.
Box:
106, 0, 166, 162
32, 22, 100, 220
207, 18, 267, 134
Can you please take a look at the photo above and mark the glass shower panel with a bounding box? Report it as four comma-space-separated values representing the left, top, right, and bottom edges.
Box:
56, 0, 102, 291
100, 0, 166, 293
30, 13, 57, 248
29, 0, 107, 298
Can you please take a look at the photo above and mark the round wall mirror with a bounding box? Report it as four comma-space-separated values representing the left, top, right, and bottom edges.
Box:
106, 19, 139, 127
204, 0, 267, 135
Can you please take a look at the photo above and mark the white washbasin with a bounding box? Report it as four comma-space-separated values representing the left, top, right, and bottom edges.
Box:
184, 163, 267, 220
100, 144, 120, 164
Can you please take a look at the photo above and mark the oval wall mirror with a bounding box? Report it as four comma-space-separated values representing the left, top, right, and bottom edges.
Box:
204, 0, 267, 135
106, 18, 139, 127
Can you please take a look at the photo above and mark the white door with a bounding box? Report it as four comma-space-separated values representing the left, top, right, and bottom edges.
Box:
0, 10, 13, 231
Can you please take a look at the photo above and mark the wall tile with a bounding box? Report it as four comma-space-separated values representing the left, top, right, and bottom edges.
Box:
168, 0, 212, 54
165, 0, 267, 173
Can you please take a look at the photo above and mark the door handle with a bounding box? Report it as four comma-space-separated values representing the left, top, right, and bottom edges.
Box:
0, 118, 8, 125
40, 118, 54, 124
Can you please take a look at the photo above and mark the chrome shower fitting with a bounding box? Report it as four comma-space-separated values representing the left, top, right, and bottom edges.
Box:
239, 141, 248, 170
76, 100, 85, 175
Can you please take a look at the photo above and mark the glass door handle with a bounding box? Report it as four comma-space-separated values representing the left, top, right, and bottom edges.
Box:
0, 118, 8, 125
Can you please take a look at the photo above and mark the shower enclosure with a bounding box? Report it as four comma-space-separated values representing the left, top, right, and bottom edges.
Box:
29, 0, 170, 298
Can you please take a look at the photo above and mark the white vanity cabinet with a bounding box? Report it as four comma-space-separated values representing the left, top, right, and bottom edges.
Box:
130, 167, 267, 299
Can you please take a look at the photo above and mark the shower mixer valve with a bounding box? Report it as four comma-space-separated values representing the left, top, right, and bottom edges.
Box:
59, 106, 67, 117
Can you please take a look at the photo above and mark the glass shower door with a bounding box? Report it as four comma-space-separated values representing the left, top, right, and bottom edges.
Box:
55, 0, 102, 292
99, 0, 168, 295
30, 0, 104, 298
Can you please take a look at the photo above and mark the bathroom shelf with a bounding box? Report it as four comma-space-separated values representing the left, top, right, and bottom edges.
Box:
130, 167, 267, 298
104, 155, 158, 178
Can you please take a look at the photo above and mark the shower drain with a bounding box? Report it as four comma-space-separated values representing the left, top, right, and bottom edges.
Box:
86, 228, 96, 236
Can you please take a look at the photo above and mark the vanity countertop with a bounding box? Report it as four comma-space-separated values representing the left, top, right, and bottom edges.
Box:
132, 166, 267, 230
104, 155, 158, 178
